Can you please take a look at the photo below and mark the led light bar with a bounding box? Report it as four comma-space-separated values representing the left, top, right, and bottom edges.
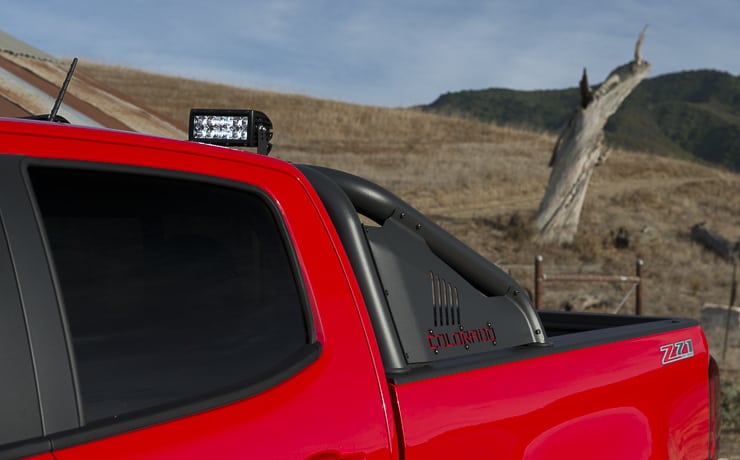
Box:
188, 109, 273, 154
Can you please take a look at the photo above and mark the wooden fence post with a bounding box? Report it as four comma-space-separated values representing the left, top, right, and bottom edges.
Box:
635, 259, 643, 315
534, 255, 543, 310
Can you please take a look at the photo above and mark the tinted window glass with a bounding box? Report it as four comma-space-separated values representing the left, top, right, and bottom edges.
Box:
30, 167, 308, 423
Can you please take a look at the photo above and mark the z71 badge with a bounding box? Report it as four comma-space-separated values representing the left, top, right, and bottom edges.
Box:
660, 339, 694, 365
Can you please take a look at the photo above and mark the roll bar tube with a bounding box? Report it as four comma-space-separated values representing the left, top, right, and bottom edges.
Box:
298, 165, 547, 368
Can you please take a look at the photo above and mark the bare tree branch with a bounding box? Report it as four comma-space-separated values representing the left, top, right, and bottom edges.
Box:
634, 25, 648, 65
579, 68, 593, 108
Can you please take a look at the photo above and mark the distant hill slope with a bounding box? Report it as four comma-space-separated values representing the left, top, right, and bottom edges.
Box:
423, 70, 740, 172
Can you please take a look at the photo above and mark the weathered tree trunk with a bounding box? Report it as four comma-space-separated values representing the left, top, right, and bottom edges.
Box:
691, 223, 740, 262
535, 28, 651, 244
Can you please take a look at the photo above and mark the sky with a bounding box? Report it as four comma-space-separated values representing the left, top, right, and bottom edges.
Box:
3, 0, 739, 107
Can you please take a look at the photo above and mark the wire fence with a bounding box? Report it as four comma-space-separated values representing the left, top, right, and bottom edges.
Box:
534, 255, 644, 315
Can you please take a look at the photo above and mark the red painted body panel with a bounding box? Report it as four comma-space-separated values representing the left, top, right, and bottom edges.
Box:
0, 120, 395, 460
391, 326, 710, 459
0, 119, 712, 459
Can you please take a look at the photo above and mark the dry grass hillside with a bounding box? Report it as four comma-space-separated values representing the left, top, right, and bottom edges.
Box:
80, 60, 740, 317
81, 61, 738, 315
81, 60, 740, 455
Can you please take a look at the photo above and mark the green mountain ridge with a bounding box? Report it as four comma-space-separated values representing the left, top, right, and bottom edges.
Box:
422, 70, 740, 172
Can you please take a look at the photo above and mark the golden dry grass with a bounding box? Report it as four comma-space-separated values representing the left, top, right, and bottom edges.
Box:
81, 60, 740, 343
79, 62, 534, 152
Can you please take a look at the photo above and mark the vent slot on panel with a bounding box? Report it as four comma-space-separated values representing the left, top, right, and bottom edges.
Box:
430, 271, 460, 327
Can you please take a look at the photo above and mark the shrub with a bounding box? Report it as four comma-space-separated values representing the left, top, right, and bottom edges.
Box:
721, 378, 740, 431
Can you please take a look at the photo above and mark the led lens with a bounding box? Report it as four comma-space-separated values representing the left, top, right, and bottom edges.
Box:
188, 108, 272, 153
192, 115, 250, 141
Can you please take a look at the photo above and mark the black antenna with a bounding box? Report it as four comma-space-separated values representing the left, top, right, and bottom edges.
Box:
48, 57, 78, 122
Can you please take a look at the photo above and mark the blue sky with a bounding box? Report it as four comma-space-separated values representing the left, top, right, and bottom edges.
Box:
3, 0, 739, 107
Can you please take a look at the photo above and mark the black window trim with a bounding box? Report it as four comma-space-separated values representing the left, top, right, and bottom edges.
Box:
20, 157, 320, 446
0, 156, 48, 459
0, 437, 52, 460
0, 154, 80, 439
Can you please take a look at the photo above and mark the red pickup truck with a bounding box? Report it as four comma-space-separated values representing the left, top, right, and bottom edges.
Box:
0, 115, 720, 459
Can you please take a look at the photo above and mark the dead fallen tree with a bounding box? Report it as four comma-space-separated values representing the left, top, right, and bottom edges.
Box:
691, 223, 739, 361
691, 223, 740, 262
535, 28, 650, 244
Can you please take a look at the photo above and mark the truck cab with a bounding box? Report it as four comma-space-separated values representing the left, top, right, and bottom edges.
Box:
0, 113, 720, 460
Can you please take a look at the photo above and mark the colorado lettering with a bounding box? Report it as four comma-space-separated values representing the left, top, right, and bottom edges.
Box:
427, 326, 496, 351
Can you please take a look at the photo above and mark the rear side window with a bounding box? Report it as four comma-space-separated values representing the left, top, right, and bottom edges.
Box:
29, 167, 309, 424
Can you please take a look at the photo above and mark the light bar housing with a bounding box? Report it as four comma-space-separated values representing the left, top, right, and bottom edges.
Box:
188, 109, 273, 154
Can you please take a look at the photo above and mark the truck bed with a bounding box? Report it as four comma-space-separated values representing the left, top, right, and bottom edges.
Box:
540, 309, 693, 335
388, 319, 710, 459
